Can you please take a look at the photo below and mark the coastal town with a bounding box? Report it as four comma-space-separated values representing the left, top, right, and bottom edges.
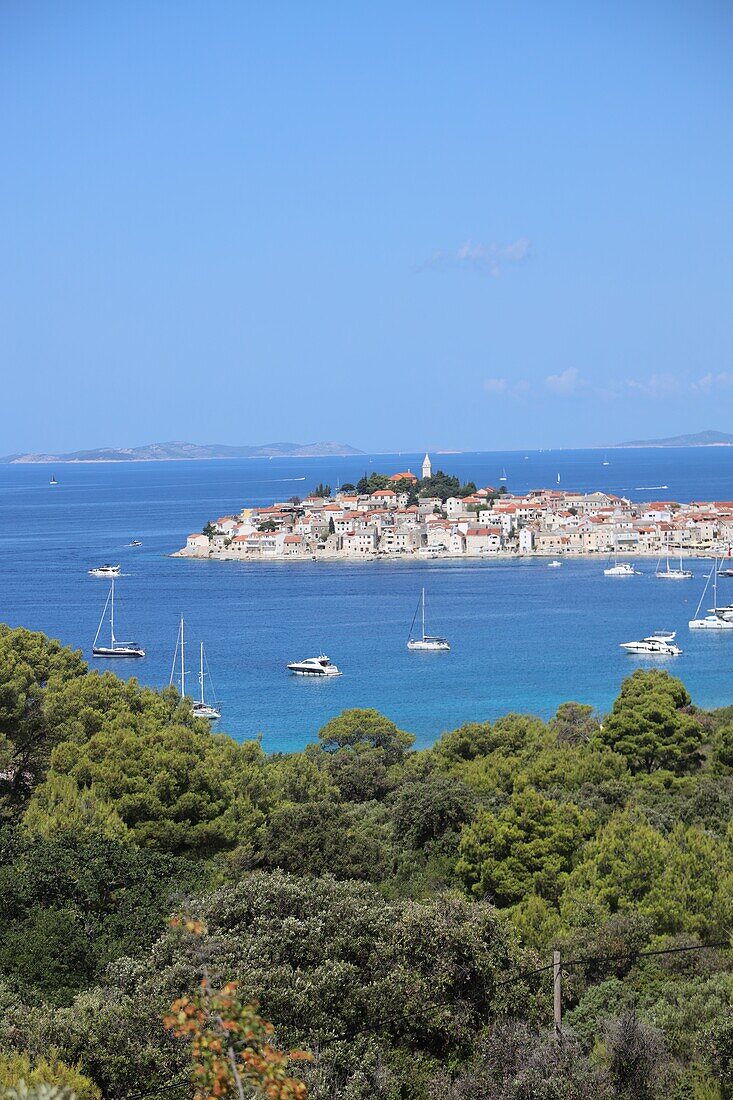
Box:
176, 454, 733, 562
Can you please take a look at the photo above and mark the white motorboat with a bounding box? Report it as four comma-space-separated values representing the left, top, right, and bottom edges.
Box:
288, 655, 342, 676
407, 588, 450, 651
689, 561, 733, 629
170, 617, 221, 720
604, 561, 639, 577
620, 631, 682, 656
129, 539, 142, 548
92, 579, 145, 658
89, 563, 121, 578
548, 560, 562, 568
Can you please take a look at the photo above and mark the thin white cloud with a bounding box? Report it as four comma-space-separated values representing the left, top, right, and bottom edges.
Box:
545, 368, 582, 395
691, 372, 733, 392
422, 237, 530, 277
483, 377, 509, 394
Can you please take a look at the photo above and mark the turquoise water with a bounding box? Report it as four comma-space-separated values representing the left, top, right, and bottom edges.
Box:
1, 448, 733, 751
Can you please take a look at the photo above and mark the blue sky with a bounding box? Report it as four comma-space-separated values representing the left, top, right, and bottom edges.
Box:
1, 2, 731, 453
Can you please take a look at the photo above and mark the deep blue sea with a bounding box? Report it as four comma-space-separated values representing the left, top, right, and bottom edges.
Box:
1, 447, 733, 752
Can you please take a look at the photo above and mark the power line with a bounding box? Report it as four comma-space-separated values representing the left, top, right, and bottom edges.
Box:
495, 939, 730, 990
120, 1077, 190, 1100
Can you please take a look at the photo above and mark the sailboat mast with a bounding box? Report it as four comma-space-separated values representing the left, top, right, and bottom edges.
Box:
422, 588, 426, 641
110, 579, 115, 647
200, 642, 205, 704
180, 616, 185, 698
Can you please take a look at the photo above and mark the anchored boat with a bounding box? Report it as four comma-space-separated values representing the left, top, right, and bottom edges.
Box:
288, 655, 342, 676
92, 579, 145, 658
170, 616, 221, 720
407, 588, 450, 651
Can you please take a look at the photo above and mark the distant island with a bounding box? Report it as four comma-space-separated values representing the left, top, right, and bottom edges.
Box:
0, 440, 364, 464
612, 429, 733, 448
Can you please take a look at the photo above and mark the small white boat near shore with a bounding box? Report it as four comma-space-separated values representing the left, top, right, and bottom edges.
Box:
604, 561, 640, 576
547, 560, 562, 568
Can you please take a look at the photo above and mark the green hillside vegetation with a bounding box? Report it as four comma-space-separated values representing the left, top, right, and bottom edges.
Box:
0, 624, 731, 1098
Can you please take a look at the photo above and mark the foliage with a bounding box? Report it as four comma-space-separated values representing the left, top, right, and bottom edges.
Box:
0, 1051, 99, 1100
164, 918, 311, 1100
457, 787, 588, 904
0, 628, 731, 1098
594, 669, 704, 774
0, 829, 194, 1003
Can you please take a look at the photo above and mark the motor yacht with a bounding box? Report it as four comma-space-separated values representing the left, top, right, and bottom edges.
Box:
288, 655, 342, 676
88, 564, 121, 578
620, 631, 682, 656
547, 560, 562, 568
129, 539, 142, 548
604, 562, 640, 576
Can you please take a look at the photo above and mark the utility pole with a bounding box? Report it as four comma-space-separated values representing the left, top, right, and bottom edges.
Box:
553, 950, 562, 1037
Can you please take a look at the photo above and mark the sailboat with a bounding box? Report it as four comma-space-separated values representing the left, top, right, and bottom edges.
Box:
602, 456, 610, 466
49, 473, 57, 485
92, 579, 145, 658
556, 472, 561, 485
194, 642, 221, 720
499, 468, 507, 482
655, 536, 693, 580
689, 560, 733, 629
170, 617, 221, 720
718, 546, 733, 578
406, 588, 450, 651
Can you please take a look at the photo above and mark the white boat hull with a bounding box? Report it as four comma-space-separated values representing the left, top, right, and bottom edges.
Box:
288, 666, 341, 676
688, 616, 733, 630
93, 645, 145, 658
193, 701, 221, 720
407, 639, 451, 651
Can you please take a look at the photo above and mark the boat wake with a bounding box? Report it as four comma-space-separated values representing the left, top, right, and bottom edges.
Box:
634, 485, 669, 490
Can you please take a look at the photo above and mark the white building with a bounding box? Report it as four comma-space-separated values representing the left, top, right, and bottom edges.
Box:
422, 453, 432, 478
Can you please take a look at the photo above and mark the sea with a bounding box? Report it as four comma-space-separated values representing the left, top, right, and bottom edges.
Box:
1, 447, 733, 753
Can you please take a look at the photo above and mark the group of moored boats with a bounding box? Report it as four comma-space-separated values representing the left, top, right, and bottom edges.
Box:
88, 559, 221, 721
617, 555, 733, 657
287, 588, 451, 678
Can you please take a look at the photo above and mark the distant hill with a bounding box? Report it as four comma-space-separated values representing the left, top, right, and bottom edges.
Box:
612, 430, 733, 448
0, 440, 364, 463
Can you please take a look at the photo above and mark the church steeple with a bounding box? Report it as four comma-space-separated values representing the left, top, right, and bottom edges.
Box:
422, 453, 432, 479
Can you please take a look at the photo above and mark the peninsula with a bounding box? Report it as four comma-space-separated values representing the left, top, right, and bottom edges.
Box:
176, 455, 733, 562
0, 440, 364, 463
612, 429, 733, 448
